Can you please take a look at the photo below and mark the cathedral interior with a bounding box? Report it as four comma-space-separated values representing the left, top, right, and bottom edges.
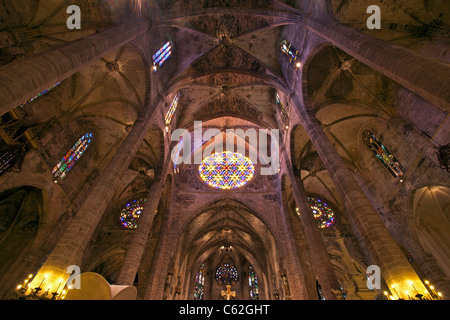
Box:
0, 0, 449, 301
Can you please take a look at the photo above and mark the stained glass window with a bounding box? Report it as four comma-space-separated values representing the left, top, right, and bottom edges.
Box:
165, 93, 180, 125
281, 40, 298, 62
19, 82, 61, 108
215, 263, 238, 285
305, 197, 335, 229
120, 198, 147, 229
249, 266, 259, 300
153, 41, 172, 68
194, 263, 206, 300
276, 93, 289, 125
199, 151, 255, 190
363, 130, 405, 178
52, 133, 93, 180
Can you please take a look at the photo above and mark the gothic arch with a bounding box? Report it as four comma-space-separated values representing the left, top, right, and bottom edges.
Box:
408, 185, 450, 278
172, 197, 283, 300
0, 186, 45, 284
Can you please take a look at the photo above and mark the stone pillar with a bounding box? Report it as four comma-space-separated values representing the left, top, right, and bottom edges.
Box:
144, 209, 180, 300
304, 18, 450, 112
276, 199, 311, 300
281, 145, 343, 300
0, 20, 150, 117
335, 233, 377, 300
292, 94, 428, 299
116, 156, 170, 285
26, 99, 162, 292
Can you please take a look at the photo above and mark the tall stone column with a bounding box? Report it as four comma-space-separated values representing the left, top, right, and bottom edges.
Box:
26, 98, 162, 292
304, 18, 450, 112
116, 156, 170, 285
0, 20, 150, 117
291, 94, 428, 299
281, 145, 342, 300
275, 181, 312, 300
143, 208, 180, 300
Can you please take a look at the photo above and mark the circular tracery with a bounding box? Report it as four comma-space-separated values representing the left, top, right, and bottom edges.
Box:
215, 263, 239, 285
120, 198, 147, 229
199, 151, 255, 190
308, 197, 335, 229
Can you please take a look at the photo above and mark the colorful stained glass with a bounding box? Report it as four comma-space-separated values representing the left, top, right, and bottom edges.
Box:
249, 266, 259, 300
120, 198, 147, 229
165, 93, 180, 125
153, 41, 172, 67
215, 263, 238, 285
281, 40, 298, 62
52, 133, 93, 180
19, 82, 60, 108
194, 263, 206, 300
199, 151, 255, 190
363, 130, 405, 178
306, 197, 335, 229
276, 93, 289, 124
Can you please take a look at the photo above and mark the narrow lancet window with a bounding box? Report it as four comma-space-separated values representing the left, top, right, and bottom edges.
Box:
52, 133, 93, 180
363, 130, 405, 178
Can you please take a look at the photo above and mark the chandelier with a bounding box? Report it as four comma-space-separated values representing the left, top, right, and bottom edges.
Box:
384, 280, 443, 300
11, 274, 71, 300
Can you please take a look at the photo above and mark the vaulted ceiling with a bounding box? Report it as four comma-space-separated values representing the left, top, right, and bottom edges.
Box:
2, 0, 448, 288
